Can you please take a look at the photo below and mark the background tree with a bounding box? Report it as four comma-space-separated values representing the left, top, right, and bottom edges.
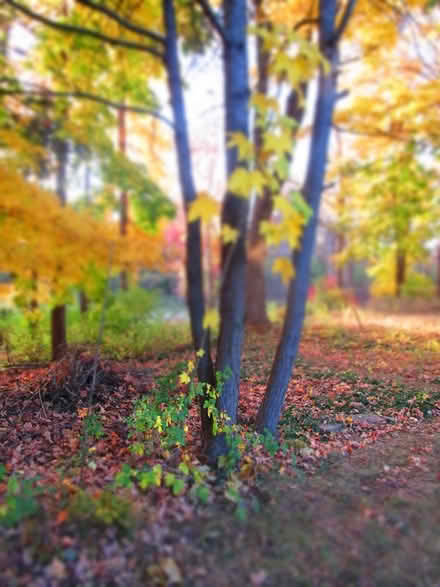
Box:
332, 150, 439, 299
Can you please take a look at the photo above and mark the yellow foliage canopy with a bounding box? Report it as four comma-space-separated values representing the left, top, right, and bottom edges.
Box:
0, 165, 165, 301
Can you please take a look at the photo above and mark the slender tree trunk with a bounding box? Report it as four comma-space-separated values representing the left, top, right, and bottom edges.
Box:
395, 248, 406, 298
245, 4, 308, 326
208, 0, 250, 461
118, 106, 129, 290
163, 0, 215, 447
336, 232, 345, 288
436, 244, 440, 298
29, 269, 39, 335
256, 0, 351, 435
79, 158, 90, 313
79, 290, 89, 314
51, 137, 68, 361
245, 1, 271, 327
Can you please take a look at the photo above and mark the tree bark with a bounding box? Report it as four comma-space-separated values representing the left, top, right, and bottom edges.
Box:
163, 0, 215, 447
395, 248, 406, 298
79, 290, 89, 314
51, 137, 68, 361
245, 0, 271, 327
245, 4, 308, 326
437, 244, 440, 298
256, 0, 351, 435
336, 232, 345, 288
118, 106, 129, 290
208, 0, 250, 461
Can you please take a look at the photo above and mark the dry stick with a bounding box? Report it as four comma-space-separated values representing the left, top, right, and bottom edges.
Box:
79, 245, 114, 487
37, 382, 48, 420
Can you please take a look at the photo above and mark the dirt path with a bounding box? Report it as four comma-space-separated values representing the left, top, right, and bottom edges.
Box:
170, 417, 440, 586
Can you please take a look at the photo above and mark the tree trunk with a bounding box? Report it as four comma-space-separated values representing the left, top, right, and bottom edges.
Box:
336, 232, 345, 288
118, 106, 129, 290
163, 0, 215, 447
79, 290, 89, 314
395, 248, 406, 298
245, 1, 271, 327
51, 137, 68, 361
51, 305, 66, 360
245, 4, 309, 326
256, 0, 350, 435
29, 269, 39, 335
208, 0, 250, 461
79, 159, 90, 312
437, 244, 440, 298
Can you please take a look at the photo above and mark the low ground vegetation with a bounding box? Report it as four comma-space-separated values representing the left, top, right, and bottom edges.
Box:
1, 316, 440, 585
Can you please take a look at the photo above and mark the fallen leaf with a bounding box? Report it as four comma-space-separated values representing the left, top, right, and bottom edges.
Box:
160, 557, 182, 584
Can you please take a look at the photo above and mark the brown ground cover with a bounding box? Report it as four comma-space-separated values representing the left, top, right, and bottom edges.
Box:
1, 321, 440, 585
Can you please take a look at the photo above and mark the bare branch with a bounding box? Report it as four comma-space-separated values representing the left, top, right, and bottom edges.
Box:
3, 0, 164, 59
333, 123, 407, 142
75, 0, 165, 45
334, 0, 357, 43
0, 86, 174, 127
294, 17, 318, 31
194, 0, 226, 43
335, 89, 349, 101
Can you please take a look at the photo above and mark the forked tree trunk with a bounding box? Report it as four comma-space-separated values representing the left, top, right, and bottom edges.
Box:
163, 0, 215, 447
257, 0, 356, 434
208, 0, 250, 461
51, 137, 68, 361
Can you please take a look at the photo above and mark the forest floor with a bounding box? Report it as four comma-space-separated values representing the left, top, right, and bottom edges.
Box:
1, 318, 440, 585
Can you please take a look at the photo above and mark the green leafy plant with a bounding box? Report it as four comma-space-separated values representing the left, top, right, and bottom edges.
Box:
68, 489, 133, 530
83, 412, 104, 440
0, 473, 43, 527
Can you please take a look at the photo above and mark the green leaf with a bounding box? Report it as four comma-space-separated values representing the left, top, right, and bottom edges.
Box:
178, 462, 190, 476
172, 478, 186, 496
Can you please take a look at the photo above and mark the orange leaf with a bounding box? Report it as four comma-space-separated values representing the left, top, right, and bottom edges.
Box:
55, 509, 69, 525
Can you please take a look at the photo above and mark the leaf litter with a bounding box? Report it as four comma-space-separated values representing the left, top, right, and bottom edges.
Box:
1, 323, 440, 585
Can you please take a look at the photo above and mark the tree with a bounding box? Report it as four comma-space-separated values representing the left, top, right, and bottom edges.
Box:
245, 0, 312, 327
256, 0, 356, 435
2, 0, 357, 456
332, 150, 439, 298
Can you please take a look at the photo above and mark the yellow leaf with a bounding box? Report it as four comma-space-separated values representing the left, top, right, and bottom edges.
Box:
154, 416, 163, 432
196, 348, 205, 358
228, 168, 267, 198
188, 192, 219, 223
203, 308, 220, 330
272, 257, 294, 285
251, 92, 279, 114
228, 132, 254, 160
179, 372, 191, 385
264, 130, 292, 156
221, 224, 239, 244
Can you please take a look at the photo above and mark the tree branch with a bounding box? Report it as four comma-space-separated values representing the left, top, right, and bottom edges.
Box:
0, 86, 174, 127
75, 0, 166, 46
194, 0, 226, 43
3, 0, 164, 59
294, 17, 319, 31
334, 0, 357, 43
